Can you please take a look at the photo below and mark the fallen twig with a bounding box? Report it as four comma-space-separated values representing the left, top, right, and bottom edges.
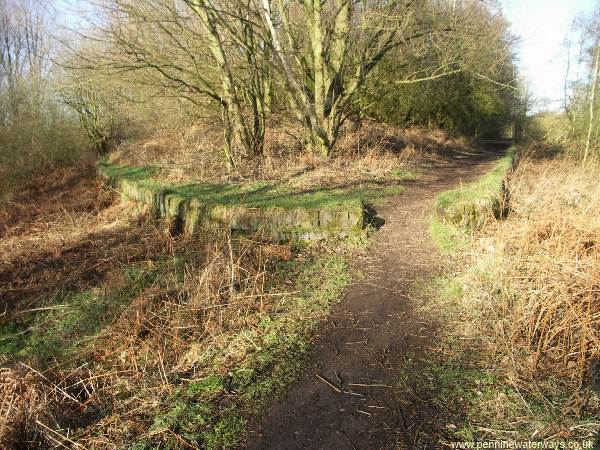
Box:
316, 374, 343, 393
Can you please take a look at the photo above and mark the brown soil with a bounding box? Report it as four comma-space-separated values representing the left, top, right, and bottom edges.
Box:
243, 143, 510, 450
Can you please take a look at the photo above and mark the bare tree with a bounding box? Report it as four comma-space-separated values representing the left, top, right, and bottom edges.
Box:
64, 0, 515, 162
584, 40, 600, 162
65, 0, 271, 169
59, 74, 119, 154
258, 0, 515, 156
561, 7, 600, 160
0, 0, 50, 123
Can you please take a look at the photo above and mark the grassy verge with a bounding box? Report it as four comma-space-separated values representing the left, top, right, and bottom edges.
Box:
430, 146, 516, 253
130, 255, 351, 449
420, 154, 600, 446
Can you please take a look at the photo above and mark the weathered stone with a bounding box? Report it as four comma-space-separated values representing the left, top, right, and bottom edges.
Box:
348, 209, 364, 229
318, 209, 335, 228
165, 194, 186, 218
98, 163, 366, 242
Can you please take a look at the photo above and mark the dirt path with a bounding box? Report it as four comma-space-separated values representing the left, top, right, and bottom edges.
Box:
243, 144, 509, 450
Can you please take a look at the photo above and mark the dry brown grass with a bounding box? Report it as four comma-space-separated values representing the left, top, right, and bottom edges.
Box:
0, 160, 108, 237
0, 164, 341, 448
456, 153, 600, 436
66, 234, 297, 447
0, 366, 108, 449
1, 226, 291, 447
0, 165, 177, 317
0, 167, 198, 446
109, 118, 472, 188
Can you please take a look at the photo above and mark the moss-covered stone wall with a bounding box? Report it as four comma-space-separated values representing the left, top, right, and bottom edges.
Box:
434, 145, 517, 230
98, 164, 365, 241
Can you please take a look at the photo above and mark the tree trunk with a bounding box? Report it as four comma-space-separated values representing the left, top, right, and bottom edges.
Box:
190, 1, 255, 159
221, 104, 236, 170
304, 116, 332, 157
584, 42, 600, 163
304, 0, 330, 157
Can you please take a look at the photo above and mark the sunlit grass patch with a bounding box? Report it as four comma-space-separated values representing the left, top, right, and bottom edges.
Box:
429, 216, 469, 254
430, 147, 515, 253
434, 146, 515, 230
99, 159, 404, 210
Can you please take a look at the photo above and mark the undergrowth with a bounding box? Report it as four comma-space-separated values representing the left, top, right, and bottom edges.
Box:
0, 176, 354, 448
110, 121, 469, 186
426, 154, 600, 444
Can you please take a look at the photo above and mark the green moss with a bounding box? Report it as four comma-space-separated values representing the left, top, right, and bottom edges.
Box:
150, 400, 216, 447
391, 167, 422, 180
97, 159, 157, 181
438, 277, 464, 301
187, 376, 225, 397
204, 415, 247, 450
0, 323, 26, 354
429, 216, 468, 254
427, 362, 495, 403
